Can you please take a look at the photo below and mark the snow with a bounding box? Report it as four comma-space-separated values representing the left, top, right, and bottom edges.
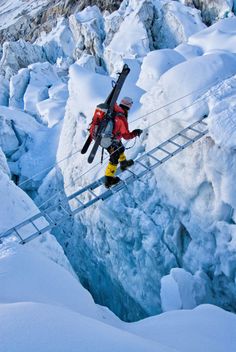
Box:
175, 43, 203, 59
0, 74, 9, 105
23, 62, 60, 121
137, 49, 186, 91
0, 146, 10, 176
0, 232, 235, 352
208, 86, 236, 149
141, 51, 236, 130
160, 268, 211, 311
37, 81, 68, 127
188, 17, 236, 53
0, 106, 60, 190
54, 15, 236, 323
0, 245, 99, 319
0, 0, 49, 31
0, 301, 173, 352
9, 68, 30, 109
153, 0, 206, 49
69, 6, 105, 63
127, 304, 236, 352
0, 241, 235, 352
36, 17, 75, 60
1, 2, 236, 351
0, 39, 47, 79
104, 0, 154, 74
77, 53, 106, 74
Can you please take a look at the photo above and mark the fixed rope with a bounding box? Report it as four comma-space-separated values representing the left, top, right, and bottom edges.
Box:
17, 79, 219, 190
36, 89, 211, 210
1, 78, 223, 245
0, 117, 208, 245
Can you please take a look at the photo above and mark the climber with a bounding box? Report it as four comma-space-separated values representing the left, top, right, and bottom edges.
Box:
104, 96, 143, 188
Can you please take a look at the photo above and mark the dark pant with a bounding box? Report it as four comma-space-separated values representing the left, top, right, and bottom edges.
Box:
107, 140, 125, 165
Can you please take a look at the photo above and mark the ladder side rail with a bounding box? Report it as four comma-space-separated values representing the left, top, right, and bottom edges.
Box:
71, 196, 101, 216
20, 224, 57, 244
74, 197, 85, 206
13, 227, 25, 242
2, 196, 73, 240
168, 139, 182, 148
88, 189, 100, 199
134, 160, 151, 171
146, 153, 161, 163
58, 203, 73, 216
0, 118, 209, 245
2, 211, 45, 237
198, 121, 208, 126
42, 212, 55, 225
192, 130, 208, 141
188, 126, 204, 134
20, 209, 77, 244
178, 133, 193, 141
67, 178, 104, 201
191, 119, 208, 127
29, 219, 40, 232
157, 146, 172, 155
181, 117, 207, 132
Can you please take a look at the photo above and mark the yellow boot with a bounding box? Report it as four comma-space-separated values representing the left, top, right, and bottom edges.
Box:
105, 162, 117, 177
119, 152, 134, 171
118, 152, 126, 163
104, 162, 120, 188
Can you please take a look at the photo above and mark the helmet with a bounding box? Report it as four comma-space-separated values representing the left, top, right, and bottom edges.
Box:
120, 96, 133, 109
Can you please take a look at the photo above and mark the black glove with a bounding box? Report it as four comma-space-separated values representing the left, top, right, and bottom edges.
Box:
133, 129, 143, 137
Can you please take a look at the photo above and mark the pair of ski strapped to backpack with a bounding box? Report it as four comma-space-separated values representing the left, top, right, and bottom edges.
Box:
81, 64, 130, 163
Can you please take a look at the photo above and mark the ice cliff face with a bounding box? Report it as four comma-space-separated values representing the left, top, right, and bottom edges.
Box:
1, 0, 236, 322
0, 0, 233, 49
0, 0, 122, 44
54, 16, 236, 320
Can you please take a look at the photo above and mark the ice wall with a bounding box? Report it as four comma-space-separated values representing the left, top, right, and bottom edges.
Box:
55, 18, 236, 320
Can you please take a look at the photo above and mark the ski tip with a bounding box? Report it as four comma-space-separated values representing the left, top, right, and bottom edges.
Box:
123, 64, 130, 73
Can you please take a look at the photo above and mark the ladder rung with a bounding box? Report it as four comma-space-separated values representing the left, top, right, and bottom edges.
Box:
89, 189, 99, 199
188, 126, 202, 134
59, 203, 72, 217
100, 189, 113, 201
13, 227, 24, 242
197, 120, 207, 126
168, 139, 182, 148
0, 118, 208, 246
110, 180, 126, 192
158, 146, 172, 155
29, 219, 40, 232
125, 168, 139, 179
42, 212, 54, 225
75, 197, 85, 207
178, 133, 193, 141
90, 179, 104, 191
135, 160, 150, 170
147, 153, 161, 163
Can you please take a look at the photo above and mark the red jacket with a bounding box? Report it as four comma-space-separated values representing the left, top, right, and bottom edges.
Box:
112, 104, 136, 140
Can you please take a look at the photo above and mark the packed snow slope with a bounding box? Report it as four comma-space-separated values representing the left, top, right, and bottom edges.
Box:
1, 162, 235, 351
1, 240, 235, 351
0, 0, 236, 350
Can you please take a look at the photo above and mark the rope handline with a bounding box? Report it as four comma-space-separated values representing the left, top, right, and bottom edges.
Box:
130, 78, 220, 124
145, 92, 210, 131
17, 80, 220, 189
37, 90, 210, 210
18, 149, 82, 188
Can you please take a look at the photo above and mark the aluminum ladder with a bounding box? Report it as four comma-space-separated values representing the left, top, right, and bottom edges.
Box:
0, 118, 208, 245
